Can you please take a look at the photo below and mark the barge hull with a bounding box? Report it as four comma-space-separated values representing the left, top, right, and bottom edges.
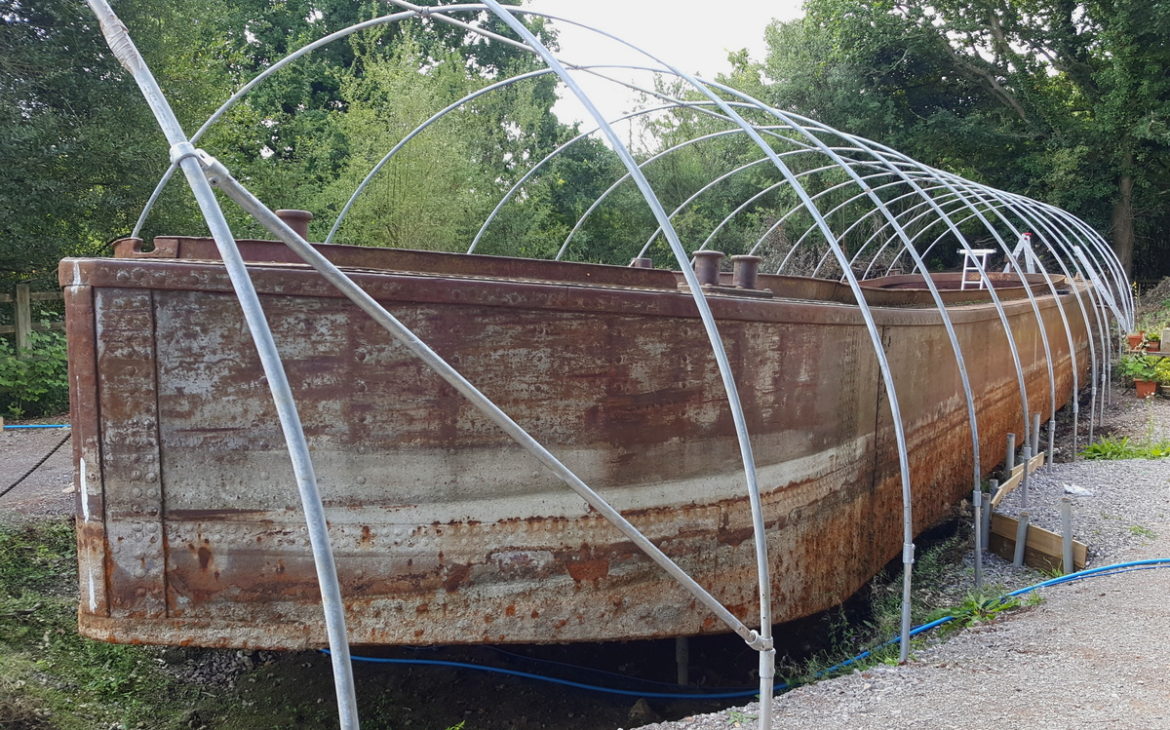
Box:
61, 247, 1090, 648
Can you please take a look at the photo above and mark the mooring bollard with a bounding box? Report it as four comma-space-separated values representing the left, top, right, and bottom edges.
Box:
1060, 497, 1074, 575
1013, 511, 1029, 567
1005, 433, 1016, 476
973, 489, 984, 589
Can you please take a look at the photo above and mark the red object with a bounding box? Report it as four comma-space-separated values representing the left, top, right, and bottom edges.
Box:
1127, 333, 1144, 350
1136, 379, 1158, 398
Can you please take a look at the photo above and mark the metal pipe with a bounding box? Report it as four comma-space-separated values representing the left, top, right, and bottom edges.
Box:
1061, 497, 1074, 574
1006, 433, 1016, 475
1020, 445, 1032, 509
1013, 511, 1029, 567
82, 4, 361, 728
983, 479, 996, 550
973, 488, 984, 590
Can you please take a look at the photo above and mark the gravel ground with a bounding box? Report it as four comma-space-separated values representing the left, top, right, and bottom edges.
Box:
0, 421, 73, 523
630, 388, 1170, 730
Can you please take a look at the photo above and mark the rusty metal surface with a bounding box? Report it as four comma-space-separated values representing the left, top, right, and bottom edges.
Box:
59, 251, 1091, 649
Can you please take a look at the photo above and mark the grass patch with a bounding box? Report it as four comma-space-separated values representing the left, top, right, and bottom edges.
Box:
1080, 435, 1170, 460
0, 521, 571, 730
0, 520, 202, 730
1129, 524, 1157, 539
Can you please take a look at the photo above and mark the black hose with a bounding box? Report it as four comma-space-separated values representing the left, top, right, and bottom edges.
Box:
0, 430, 71, 501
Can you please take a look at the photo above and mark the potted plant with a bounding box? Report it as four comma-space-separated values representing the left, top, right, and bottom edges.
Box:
1126, 331, 1145, 350
1145, 332, 1162, 353
1120, 354, 1160, 398
1157, 358, 1170, 397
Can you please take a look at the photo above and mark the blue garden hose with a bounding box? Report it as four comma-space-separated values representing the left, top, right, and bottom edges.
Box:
326, 558, 1170, 700
2, 424, 70, 429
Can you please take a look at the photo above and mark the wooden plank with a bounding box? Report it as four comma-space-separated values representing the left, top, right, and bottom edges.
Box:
989, 512, 1087, 572
30, 291, 62, 302
990, 451, 1046, 507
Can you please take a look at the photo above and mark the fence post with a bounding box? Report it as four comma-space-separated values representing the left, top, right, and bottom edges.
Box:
15, 284, 32, 351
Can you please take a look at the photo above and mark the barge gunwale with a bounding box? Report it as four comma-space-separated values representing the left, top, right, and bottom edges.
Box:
81, 239, 1080, 330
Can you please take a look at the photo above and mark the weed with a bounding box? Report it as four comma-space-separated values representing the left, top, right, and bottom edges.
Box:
1129, 524, 1157, 539
727, 709, 757, 725
925, 593, 1021, 634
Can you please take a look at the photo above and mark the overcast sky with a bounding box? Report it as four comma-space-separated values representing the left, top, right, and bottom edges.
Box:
518, 1, 806, 126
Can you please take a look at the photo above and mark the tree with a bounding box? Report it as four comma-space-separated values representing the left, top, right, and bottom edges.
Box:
0, 0, 227, 289
731, 0, 1170, 279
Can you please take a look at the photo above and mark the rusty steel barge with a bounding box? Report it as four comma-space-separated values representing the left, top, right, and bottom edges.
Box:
60, 232, 1091, 650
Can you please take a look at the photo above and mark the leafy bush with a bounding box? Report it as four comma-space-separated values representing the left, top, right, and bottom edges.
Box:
0, 328, 68, 419
1156, 357, 1170, 386
1118, 353, 1159, 383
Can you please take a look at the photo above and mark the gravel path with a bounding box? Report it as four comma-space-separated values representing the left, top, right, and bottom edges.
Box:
0, 423, 73, 523
631, 391, 1170, 730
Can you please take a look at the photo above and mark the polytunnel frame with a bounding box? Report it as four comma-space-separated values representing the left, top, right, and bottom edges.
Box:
96, 3, 791, 729
130, 0, 927, 678
774, 148, 1061, 453
910, 178, 1106, 448
92, 2, 1134, 728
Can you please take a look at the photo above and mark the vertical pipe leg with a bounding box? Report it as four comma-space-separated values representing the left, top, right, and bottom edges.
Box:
983, 479, 996, 549
1013, 512, 1030, 567
972, 489, 984, 590
1047, 418, 1056, 470
1005, 433, 1017, 476
1020, 445, 1032, 509
1031, 413, 1042, 456
675, 637, 689, 686
1060, 497, 1074, 574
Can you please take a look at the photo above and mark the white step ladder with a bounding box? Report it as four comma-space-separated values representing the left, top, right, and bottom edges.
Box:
959, 248, 997, 290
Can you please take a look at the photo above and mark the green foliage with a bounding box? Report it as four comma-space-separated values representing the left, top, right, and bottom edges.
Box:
1080, 435, 1170, 460
1129, 524, 1157, 539
0, 520, 74, 598
0, 329, 69, 419
1118, 354, 1160, 383
0, 520, 200, 728
925, 594, 1021, 633
1155, 357, 1170, 386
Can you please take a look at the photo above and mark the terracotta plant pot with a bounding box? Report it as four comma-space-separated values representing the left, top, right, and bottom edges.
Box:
1127, 332, 1144, 350
1135, 379, 1158, 398
1147, 341, 1162, 353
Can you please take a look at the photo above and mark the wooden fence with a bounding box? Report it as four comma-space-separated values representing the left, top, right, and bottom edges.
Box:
0, 284, 64, 351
